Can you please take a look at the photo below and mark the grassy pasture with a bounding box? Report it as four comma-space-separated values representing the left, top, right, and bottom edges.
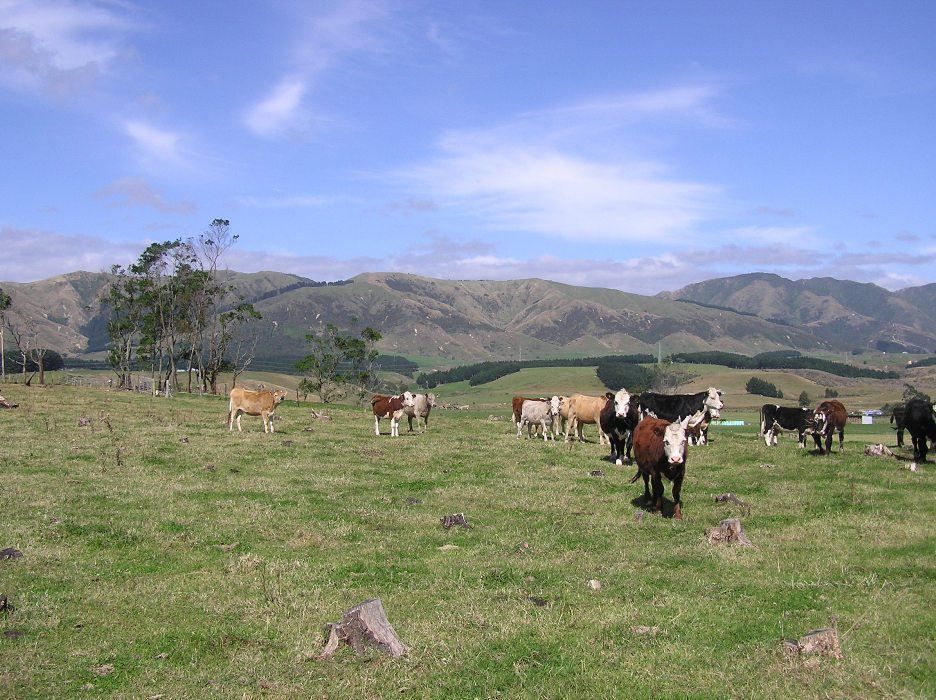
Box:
0, 384, 934, 699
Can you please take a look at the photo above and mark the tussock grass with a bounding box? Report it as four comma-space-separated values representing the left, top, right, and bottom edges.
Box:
0, 384, 933, 698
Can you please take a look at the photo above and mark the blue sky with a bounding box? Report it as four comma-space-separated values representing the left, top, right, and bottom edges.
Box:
1, 0, 934, 293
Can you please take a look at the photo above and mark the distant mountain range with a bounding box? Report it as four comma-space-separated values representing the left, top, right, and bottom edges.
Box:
1, 270, 934, 365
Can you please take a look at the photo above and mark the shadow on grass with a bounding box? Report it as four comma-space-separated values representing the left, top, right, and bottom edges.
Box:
629, 493, 681, 518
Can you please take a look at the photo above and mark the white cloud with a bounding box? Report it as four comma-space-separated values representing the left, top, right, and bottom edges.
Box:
241, 1, 394, 139
94, 177, 195, 214
0, 0, 137, 96
399, 136, 719, 242
243, 77, 307, 138
123, 120, 185, 165
0, 226, 140, 280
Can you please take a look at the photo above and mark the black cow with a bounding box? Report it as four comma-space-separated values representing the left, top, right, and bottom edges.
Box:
760, 404, 812, 448
903, 398, 936, 462
638, 387, 724, 444
599, 389, 640, 465
890, 404, 906, 448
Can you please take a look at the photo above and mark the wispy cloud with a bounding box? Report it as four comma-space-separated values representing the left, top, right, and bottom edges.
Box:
242, 1, 393, 139
239, 193, 332, 209
122, 119, 189, 167
94, 177, 195, 214
0, 0, 137, 97
0, 226, 140, 280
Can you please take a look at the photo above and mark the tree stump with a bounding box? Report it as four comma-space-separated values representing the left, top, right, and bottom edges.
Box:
320, 599, 409, 659
706, 517, 752, 546
864, 443, 895, 458
782, 627, 843, 658
0, 395, 18, 409
440, 513, 471, 530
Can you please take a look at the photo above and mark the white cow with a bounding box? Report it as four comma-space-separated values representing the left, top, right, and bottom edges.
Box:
404, 392, 436, 432
518, 396, 562, 441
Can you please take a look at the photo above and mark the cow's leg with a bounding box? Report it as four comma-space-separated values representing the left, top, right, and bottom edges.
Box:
641, 472, 651, 503
228, 410, 234, 431
837, 428, 844, 453
374, 415, 381, 436
624, 433, 634, 464
517, 419, 523, 438
407, 414, 414, 432
671, 474, 684, 520
541, 419, 549, 441
236, 413, 243, 432
651, 474, 665, 513
813, 432, 824, 453
797, 430, 805, 448
896, 428, 904, 448
824, 432, 833, 455
920, 436, 929, 463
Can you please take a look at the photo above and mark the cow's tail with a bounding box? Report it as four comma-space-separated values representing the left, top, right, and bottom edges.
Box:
227, 397, 233, 426
759, 405, 766, 435
628, 470, 642, 484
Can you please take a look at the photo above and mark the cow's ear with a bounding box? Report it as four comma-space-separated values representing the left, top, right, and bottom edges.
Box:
605, 392, 614, 400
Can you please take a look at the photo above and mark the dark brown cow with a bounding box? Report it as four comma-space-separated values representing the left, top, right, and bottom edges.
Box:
812, 400, 847, 454
372, 392, 416, 437
631, 415, 691, 519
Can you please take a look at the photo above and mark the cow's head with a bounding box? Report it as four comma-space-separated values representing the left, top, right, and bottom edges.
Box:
549, 395, 562, 416
613, 388, 631, 418
427, 393, 437, 407
704, 387, 724, 418
401, 391, 416, 407
813, 407, 828, 435
664, 416, 691, 465
272, 389, 288, 404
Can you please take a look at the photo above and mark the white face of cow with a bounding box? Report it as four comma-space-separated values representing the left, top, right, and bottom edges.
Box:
704, 387, 724, 418
813, 409, 828, 435
613, 389, 631, 418
663, 416, 691, 465
549, 395, 561, 416
402, 391, 416, 407
427, 393, 437, 407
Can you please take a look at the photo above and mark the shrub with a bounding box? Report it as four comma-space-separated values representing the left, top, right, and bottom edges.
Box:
745, 376, 783, 399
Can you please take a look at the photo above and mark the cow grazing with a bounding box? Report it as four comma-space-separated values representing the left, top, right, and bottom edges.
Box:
372, 392, 416, 437
903, 398, 936, 462
228, 387, 288, 433
518, 396, 561, 441
632, 415, 691, 519
812, 400, 847, 454
404, 392, 436, 432
564, 394, 611, 444
512, 396, 547, 433
890, 404, 906, 448
638, 387, 724, 444
599, 389, 639, 465
760, 404, 813, 448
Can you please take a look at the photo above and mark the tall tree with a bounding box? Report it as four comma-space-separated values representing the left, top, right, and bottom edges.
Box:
297, 323, 347, 403
0, 288, 10, 383
341, 326, 383, 405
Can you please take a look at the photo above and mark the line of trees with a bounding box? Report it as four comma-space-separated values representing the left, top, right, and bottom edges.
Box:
101, 219, 263, 395
1, 286, 59, 386
668, 350, 898, 379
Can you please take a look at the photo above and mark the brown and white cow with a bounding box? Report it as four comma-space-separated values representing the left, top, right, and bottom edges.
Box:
512, 395, 547, 433
812, 399, 847, 454
372, 392, 416, 437
228, 387, 288, 433
564, 394, 610, 444
632, 415, 691, 519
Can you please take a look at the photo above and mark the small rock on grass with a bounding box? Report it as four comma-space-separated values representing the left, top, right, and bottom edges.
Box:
437, 544, 459, 552
631, 625, 659, 636
587, 579, 601, 591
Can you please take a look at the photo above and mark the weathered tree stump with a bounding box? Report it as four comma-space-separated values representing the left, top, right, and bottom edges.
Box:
0, 394, 18, 409
714, 493, 752, 511
864, 443, 895, 458
320, 599, 409, 659
706, 517, 752, 546
0, 548, 23, 560
440, 513, 471, 530
782, 627, 843, 658
0, 594, 11, 613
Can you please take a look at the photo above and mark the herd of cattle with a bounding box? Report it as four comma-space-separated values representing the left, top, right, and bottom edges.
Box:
226, 384, 936, 519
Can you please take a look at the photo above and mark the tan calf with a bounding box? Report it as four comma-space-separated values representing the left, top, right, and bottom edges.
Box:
228, 387, 288, 433
564, 394, 610, 444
